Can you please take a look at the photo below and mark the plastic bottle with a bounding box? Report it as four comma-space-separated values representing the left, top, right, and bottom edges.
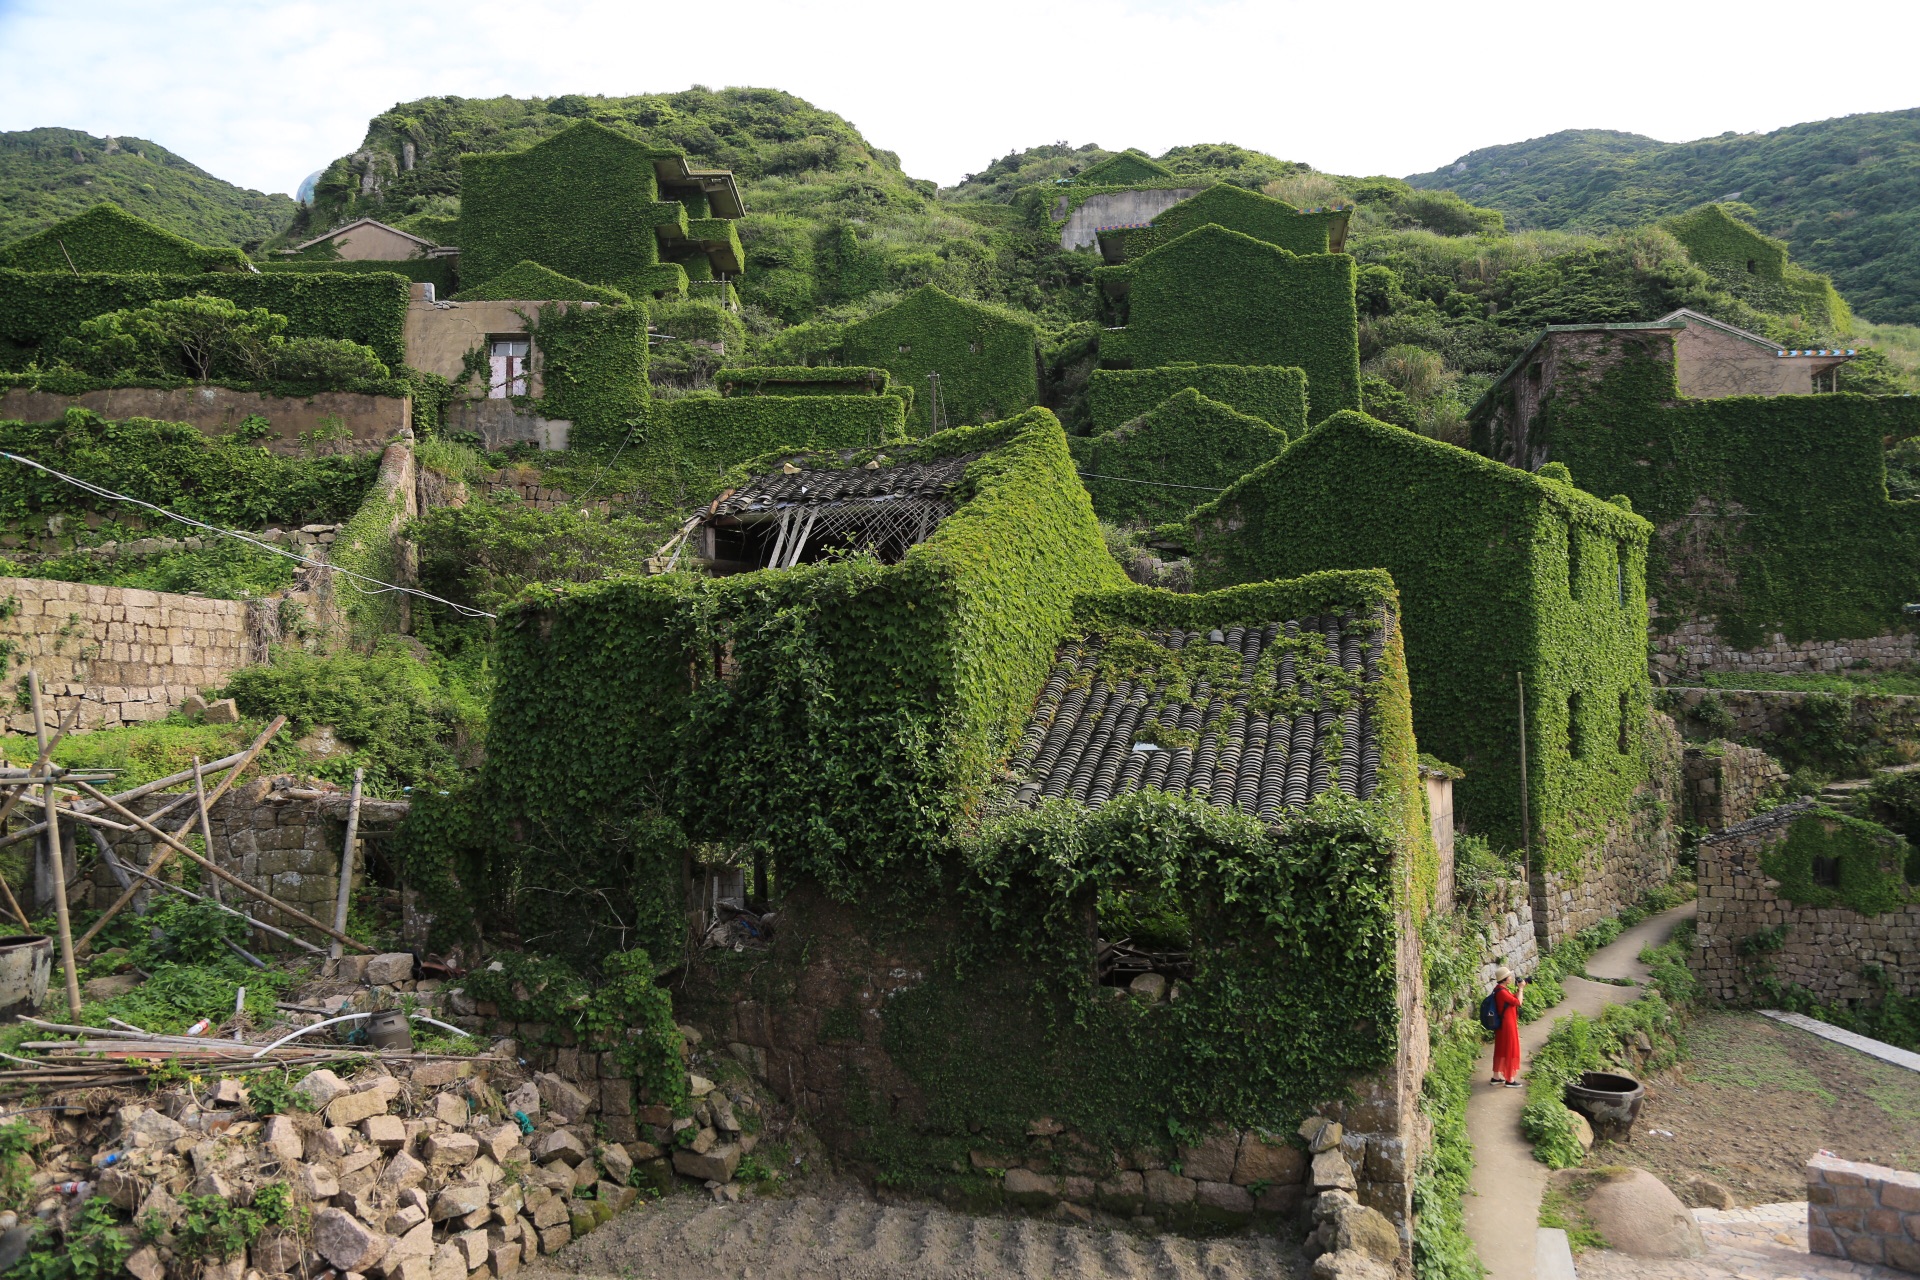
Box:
53, 1181, 91, 1198
185, 1019, 211, 1036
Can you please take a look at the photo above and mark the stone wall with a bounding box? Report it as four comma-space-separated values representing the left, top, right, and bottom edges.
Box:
1475, 876, 1539, 989
679, 881, 1424, 1251
1807, 1152, 1920, 1272
1534, 711, 1686, 947
1651, 615, 1920, 679
0, 386, 409, 456
0, 576, 266, 732
1661, 684, 1920, 746
1692, 800, 1920, 1004
1683, 740, 1788, 831
79, 777, 408, 943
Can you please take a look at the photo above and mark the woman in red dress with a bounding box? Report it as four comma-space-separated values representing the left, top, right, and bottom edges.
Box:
1491, 966, 1526, 1087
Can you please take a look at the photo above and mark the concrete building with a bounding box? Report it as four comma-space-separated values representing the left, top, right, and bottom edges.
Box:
283, 218, 453, 262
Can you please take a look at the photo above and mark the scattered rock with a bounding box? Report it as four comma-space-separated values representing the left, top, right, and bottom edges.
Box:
295, 1163, 339, 1201
294, 1070, 350, 1113
671, 1145, 740, 1184
314, 1207, 391, 1273
478, 1125, 522, 1163
686, 1075, 715, 1098
1312, 1250, 1395, 1280
1582, 1167, 1706, 1258
208, 1078, 248, 1108
1567, 1108, 1595, 1152
432, 1092, 469, 1128
83, 973, 142, 1001
1129, 972, 1167, 1001
365, 953, 416, 986
424, 1132, 479, 1168
531, 1130, 586, 1167
430, 1184, 489, 1223
203, 698, 240, 725
362, 1114, 407, 1151
535, 1073, 593, 1119
380, 1150, 428, 1192
125, 1245, 165, 1280
1683, 1174, 1738, 1210
262, 1115, 303, 1165
598, 1144, 633, 1186
329, 1077, 402, 1127
504, 1083, 540, 1118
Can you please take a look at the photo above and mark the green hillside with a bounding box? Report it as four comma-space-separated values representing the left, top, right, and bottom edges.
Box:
1405, 109, 1920, 323
0, 127, 298, 250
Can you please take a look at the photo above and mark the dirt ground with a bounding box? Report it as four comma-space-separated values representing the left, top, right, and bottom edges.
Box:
1589, 1010, 1920, 1205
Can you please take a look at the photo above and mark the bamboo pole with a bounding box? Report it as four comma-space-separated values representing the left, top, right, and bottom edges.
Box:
115, 858, 324, 955
193, 759, 221, 906
75, 717, 285, 952
329, 768, 364, 961
71, 778, 370, 953
29, 675, 81, 1017
0, 705, 76, 834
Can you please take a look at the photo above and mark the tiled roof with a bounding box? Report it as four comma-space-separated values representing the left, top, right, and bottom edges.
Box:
712, 453, 976, 516
1001, 611, 1387, 821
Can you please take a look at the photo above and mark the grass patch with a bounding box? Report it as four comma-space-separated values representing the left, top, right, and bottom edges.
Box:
1683, 1016, 1835, 1104
1688, 671, 1920, 697
1538, 1176, 1609, 1252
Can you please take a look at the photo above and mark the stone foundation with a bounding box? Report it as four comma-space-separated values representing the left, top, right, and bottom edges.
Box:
1534, 712, 1685, 947
1651, 615, 1920, 680
1683, 740, 1787, 831
1661, 685, 1920, 754
1808, 1152, 1920, 1272
1693, 801, 1920, 1004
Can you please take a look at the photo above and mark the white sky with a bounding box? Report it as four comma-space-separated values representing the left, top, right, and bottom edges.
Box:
1, 0, 1916, 199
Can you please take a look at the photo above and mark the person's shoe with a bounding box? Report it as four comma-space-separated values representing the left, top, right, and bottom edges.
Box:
1505, 1080, 1523, 1088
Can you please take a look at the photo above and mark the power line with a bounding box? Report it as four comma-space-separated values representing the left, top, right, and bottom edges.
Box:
0, 451, 496, 619
1075, 471, 1228, 492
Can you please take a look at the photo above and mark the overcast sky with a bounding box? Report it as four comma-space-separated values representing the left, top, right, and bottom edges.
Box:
1, 0, 1916, 198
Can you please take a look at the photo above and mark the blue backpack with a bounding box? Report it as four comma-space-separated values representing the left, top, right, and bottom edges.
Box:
1479, 990, 1502, 1032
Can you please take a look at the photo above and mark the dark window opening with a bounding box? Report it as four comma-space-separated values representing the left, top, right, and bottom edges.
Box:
1568, 692, 1586, 760
1616, 548, 1627, 608
1746, 259, 1757, 274
1567, 528, 1582, 600
1617, 691, 1631, 754
1527, 362, 1543, 383
1812, 856, 1841, 887
703, 503, 951, 573
1097, 882, 1194, 992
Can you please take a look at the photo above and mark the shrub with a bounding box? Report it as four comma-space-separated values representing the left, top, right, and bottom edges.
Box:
56, 294, 388, 390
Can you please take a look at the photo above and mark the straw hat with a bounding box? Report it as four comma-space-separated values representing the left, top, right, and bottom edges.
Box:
1494, 965, 1513, 983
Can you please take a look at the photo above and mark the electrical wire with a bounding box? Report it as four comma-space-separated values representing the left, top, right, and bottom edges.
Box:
0, 451, 497, 619
1075, 471, 1228, 492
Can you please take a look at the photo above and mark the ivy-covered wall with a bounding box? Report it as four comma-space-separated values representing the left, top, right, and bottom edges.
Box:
523, 301, 651, 454
424, 409, 1124, 959
1524, 335, 1920, 649
1097, 226, 1362, 421
1086, 364, 1308, 433
1102, 184, 1342, 260
258, 256, 459, 296
1070, 389, 1288, 524
842, 286, 1039, 434
458, 121, 724, 300
651, 393, 908, 479
1661, 204, 1787, 280
1188, 411, 1655, 878
717, 366, 892, 397
0, 204, 248, 275
0, 268, 412, 371
451, 260, 630, 304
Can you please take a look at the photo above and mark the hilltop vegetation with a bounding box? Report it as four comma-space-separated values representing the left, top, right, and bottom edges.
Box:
1406, 109, 1920, 323
0, 127, 298, 250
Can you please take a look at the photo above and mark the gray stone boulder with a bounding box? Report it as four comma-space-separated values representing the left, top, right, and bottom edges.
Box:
1583, 1167, 1706, 1258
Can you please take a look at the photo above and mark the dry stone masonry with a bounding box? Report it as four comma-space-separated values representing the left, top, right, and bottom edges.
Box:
1651, 614, 1920, 680
1693, 801, 1920, 1003
1682, 740, 1788, 832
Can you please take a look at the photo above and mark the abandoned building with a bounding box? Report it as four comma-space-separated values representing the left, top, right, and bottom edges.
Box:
280, 216, 455, 262
1472, 309, 1856, 468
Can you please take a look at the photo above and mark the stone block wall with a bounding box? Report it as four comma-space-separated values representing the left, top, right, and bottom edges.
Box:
1683, 741, 1788, 831
81, 778, 408, 944
0, 386, 409, 456
1662, 685, 1920, 748
1475, 876, 1539, 989
1651, 614, 1920, 680
0, 577, 260, 732
679, 881, 1424, 1251
1693, 800, 1920, 1004
1534, 711, 1685, 947
1807, 1152, 1920, 1272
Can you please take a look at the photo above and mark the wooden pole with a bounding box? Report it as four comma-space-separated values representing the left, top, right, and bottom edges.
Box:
0, 705, 77, 834
75, 716, 285, 952
193, 760, 221, 905
329, 768, 364, 961
71, 779, 371, 953
30, 674, 81, 1017
1517, 670, 1532, 888
114, 859, 324, 955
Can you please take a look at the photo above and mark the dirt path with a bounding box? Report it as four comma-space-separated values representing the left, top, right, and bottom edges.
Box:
522, 1188, 1305, 1280
1462, 902, 1697, 1280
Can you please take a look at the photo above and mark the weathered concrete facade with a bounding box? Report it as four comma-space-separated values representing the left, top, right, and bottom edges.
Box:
1693, 800, 1920, 1004
0, 386, 409, 455
1054, 188, 1205, 252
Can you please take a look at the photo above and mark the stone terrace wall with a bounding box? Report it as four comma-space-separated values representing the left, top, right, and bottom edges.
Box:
1475, 876, 1539, 989
1662, 685, 1920, 748
1693, 800, 1920, 1004
1683, 740, 1788, 832
81, 777, 408, 944
1535, 711, 1685, 947
1651, 614, 1920, 680
0, 386, 409, 456
1807, 1152, 1920, 1271
0, 576, 264, 732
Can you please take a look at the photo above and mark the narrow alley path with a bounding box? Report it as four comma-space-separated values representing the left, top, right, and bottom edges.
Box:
1462, 901, 1698, 1280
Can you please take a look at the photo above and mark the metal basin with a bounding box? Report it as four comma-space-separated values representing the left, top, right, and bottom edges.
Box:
1564, 1070, 1646, 1142
0, 936, 51, 1020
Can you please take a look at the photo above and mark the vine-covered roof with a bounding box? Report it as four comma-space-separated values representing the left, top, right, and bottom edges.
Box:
1001, 610, 1386, 819
712, 451, 976, 516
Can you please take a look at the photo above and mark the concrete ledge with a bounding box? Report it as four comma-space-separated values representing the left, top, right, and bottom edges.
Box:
1535, 1227, 1576, 1280
1761, 1009, 1920, 1073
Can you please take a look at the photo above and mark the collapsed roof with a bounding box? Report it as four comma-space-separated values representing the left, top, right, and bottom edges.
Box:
696, 452, 977, 571
1002, 610, 1387, 820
